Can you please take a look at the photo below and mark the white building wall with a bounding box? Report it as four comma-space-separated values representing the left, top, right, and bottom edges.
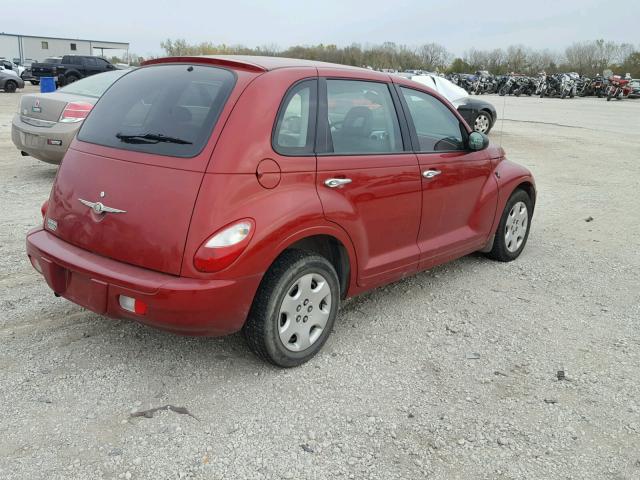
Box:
0, 35, 20, 62
21, 36, 92, 62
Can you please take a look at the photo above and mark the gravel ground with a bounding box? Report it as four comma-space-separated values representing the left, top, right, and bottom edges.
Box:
1, 86, 639, 480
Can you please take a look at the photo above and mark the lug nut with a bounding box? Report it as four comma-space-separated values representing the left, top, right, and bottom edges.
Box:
303, 299, 309, 306
296, 305, 301, 312
303, 316, 308, 322
308, 306, 313, 312
296, 315, 301, 322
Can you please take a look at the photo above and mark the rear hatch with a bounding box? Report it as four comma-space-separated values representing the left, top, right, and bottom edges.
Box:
45, 63, 238, 275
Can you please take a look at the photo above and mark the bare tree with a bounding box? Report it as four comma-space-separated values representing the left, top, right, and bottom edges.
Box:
417, 43, 452, 71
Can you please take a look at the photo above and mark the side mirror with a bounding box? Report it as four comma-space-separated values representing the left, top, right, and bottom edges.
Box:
468, 131, 489, 151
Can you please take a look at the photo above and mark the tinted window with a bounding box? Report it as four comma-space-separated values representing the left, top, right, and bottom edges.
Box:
400, 87, 464, 152
84, 57, 97, 67
273, 80, 317, 155
59, 70, 128, 98
326, 80, 402, 155
77, 64, 236, 158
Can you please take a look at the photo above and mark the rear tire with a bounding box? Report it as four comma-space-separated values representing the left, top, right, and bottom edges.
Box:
65, 74, 80, 84
473, 111, 493, 134
244, 250, 340, 367
30, 80, 40, 86
4, 80, 17, 93
485, 189, 533, 262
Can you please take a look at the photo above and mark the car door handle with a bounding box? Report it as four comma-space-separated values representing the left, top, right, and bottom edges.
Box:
324, 178, 352, 188
422, 169, 442, 179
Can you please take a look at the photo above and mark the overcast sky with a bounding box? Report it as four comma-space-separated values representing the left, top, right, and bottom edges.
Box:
4, 0, 638, 57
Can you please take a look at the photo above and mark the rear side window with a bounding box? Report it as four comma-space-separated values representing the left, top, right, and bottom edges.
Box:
325, 80, 403, 155
400, 87, 464, 152
273, 79, 317, 155
77, 64, 236, 158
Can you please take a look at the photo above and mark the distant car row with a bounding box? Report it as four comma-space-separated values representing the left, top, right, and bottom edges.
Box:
0, 55, 120, 92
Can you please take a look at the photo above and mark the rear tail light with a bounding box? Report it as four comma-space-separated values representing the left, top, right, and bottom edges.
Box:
41, 199, 49, 218
119, 295, 147, 315
194, 219, 255, 272
59, 102, 93, 123
29, 256, 43, 274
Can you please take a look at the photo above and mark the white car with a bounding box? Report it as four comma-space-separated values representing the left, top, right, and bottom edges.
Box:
410, 74, 498, 134
0, 59, 20, 77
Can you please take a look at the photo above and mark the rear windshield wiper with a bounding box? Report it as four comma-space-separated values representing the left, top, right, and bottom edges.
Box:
116, 132, 192, 145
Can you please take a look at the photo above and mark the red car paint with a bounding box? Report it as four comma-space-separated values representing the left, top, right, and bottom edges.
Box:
26, 56, 535, 335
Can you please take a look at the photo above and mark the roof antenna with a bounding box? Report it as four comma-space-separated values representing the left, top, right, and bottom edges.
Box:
499, 85, 507, 148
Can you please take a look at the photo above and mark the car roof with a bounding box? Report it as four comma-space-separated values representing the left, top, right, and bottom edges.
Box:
143, 55, 374, 74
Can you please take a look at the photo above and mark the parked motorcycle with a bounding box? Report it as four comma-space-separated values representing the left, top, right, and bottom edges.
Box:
498, 75, 521, 96
606, 74, 633, 101
514, 77, 536, 96
581, 75, 606, 97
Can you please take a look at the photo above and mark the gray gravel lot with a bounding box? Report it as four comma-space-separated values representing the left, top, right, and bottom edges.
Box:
1, 85, 639, 479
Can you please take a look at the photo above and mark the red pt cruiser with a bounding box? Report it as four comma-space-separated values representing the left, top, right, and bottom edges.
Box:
27, 56, 536, 367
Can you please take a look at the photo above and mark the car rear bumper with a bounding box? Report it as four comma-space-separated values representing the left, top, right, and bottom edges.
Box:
12, 114, 78, 164
26, 228, 261, 336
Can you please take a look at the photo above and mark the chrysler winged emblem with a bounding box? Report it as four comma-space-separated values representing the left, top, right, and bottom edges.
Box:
79, 198, 126, 214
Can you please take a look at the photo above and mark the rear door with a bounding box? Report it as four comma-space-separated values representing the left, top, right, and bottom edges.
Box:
395, 85, 497, 268
315, 71, 422, 287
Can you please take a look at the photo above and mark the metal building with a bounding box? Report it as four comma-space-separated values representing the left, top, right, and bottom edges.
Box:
0, 32, 129, 65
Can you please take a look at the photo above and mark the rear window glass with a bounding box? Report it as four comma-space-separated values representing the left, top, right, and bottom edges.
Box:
59, 70, 128, 98
77, 64, 236, 158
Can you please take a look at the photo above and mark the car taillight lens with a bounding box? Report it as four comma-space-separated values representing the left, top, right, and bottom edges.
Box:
119, 295, 147, 315
59, 102, 93, 123
194, 219, 255, 273
41, 199, 49, 218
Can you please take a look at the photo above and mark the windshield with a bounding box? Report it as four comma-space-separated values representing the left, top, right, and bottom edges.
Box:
59, 70, 128, 98
77, 64, 236, 158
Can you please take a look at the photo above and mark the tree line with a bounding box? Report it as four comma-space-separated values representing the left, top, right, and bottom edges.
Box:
149, 38, 640, 77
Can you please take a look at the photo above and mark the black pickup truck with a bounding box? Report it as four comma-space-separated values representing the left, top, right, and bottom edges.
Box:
31, 55, 116, 86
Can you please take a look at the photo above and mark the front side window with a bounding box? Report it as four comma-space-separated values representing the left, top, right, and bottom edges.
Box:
400, 87, 464, 152
273, 79, 317, 155
77, 64, 236, 158
84, 57, 97, 67
326, 80, 402, 155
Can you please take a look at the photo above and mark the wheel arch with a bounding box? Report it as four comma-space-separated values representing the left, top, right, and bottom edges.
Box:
515, 181, 536, 213
273, 232, 355, 299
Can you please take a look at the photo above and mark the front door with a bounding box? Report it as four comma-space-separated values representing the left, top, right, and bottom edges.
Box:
315, 74, 422, 288
396, 86, 497, 269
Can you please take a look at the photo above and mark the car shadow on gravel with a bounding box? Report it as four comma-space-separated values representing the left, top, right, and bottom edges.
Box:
39, 252, 512, 376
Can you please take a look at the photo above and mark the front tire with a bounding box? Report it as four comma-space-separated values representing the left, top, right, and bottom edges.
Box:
244, 250, 340, 367
485, 189, 533, 262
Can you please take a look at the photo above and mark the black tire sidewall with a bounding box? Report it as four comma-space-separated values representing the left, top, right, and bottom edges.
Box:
491, 189, 533, 261
5, 80, 17, 92
246, 252, 340, 367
